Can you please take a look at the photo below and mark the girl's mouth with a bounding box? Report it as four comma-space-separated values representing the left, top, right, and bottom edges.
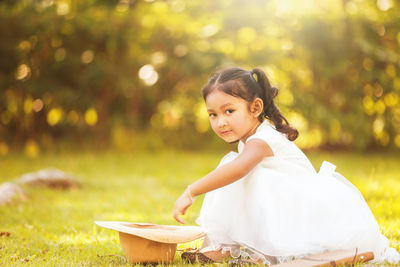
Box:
221, 130, 232, 135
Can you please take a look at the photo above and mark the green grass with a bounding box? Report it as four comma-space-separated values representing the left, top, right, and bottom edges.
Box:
0, 150, 399, 266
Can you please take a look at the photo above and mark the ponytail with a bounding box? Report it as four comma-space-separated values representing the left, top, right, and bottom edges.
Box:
252, 68, 299, 141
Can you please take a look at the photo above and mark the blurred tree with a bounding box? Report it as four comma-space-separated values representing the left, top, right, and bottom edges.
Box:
0, 0, 399, 154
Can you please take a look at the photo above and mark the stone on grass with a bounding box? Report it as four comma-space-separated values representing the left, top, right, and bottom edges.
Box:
0, 231, 11, 237
0, 182, 26, 206
17, 168, 78, 190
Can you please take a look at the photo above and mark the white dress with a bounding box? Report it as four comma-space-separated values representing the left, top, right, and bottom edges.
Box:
196, 121, 400, 265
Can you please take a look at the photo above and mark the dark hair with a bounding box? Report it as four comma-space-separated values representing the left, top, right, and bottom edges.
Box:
202, 67, 298, 141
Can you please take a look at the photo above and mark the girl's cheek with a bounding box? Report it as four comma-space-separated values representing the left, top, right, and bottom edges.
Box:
210, 120, 217, 130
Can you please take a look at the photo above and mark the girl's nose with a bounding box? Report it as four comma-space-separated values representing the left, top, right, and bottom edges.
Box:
217, 118, 227, 127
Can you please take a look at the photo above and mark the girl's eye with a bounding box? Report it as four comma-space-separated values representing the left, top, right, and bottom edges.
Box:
209, 113, 216, 118
226, 109, 234, 114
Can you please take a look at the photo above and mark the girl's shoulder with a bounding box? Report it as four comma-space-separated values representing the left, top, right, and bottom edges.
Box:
241, 120, 295, 155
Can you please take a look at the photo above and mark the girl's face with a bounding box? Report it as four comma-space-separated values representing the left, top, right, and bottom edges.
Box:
205, 90, 262, 143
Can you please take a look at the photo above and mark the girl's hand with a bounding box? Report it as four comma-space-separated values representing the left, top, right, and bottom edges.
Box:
172, 187, 195, 224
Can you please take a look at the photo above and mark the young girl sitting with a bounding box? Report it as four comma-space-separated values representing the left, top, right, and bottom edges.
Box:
172, 67, 400, 265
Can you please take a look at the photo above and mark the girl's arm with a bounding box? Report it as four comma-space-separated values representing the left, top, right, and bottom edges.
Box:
190, 139, 273, 197
172, 139, 273, 223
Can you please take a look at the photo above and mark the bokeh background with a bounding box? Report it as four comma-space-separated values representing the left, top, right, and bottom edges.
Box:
1, 0, 400, 155
1, 1, 400, 265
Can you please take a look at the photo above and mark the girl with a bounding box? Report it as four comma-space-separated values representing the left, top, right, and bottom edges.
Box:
172, 67, 400, 265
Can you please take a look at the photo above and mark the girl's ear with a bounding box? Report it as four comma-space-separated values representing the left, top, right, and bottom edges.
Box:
251, 98, 264, 117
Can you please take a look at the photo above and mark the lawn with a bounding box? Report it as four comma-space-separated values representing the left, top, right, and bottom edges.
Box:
0, 150, 399, 266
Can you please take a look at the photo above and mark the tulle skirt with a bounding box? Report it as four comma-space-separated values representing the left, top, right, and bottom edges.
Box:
196, 152, 400, 265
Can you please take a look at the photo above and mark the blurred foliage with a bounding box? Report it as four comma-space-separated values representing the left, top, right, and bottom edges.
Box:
1, 0, 400, 155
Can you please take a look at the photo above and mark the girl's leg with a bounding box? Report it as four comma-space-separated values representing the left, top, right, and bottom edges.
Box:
202, 249, 231, 262
204, 249, 275, 264
199, 238, 275, 264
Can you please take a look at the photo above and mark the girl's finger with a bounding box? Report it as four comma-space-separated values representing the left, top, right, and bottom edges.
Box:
175, 214, 186, 224
182, 205, 190, 215
173, 210, 186, 224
